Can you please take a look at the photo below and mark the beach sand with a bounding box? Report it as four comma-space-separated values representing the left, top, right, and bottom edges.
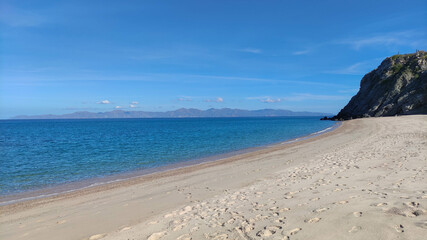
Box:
1, 115, 426, 240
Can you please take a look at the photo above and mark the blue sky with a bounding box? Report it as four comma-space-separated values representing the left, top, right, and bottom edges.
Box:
1, 0, 426, 118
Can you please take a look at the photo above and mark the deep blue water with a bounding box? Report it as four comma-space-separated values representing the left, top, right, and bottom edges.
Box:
0, 117, 335, 195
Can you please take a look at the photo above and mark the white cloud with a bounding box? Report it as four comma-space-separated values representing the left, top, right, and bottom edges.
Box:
97, 100, 111, 104
260, 97, 281, 103
246, 96, 282, 103
238, 48, 262, 54
131, 101, 139, 105
129, 104, 137, 108
205, 97, 224, 103
177, 97, 193, 102
115, 106, 123, 109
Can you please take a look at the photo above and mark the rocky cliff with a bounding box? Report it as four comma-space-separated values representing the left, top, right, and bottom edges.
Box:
331, 51, 427, 120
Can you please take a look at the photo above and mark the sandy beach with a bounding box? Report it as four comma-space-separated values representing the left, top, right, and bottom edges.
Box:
1, 115, 426, 240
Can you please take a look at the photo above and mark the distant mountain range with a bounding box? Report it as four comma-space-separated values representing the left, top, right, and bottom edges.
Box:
12, 108, 332, 119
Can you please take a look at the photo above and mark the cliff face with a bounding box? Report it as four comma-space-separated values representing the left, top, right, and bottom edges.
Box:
332, 51, 427, 120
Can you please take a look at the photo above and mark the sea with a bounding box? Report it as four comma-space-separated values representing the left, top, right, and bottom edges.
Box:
0, 117, 337, 202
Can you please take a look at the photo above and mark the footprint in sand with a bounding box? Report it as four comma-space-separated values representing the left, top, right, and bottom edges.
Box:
257, 226, 282, 237
88, 234, 106, 240
335, 200, 348, 204
212, 234, 228, 240
147, 231, 167, 240
256, 230, 272, 238
275, 217, 286, 223
353, 212, 363, 217
243, 225, 255, 233
177, 234, 192, 240
119, 226, 131, 232
403, 201, 420, 208
371, 203, 388, 207
394, 224, 404, 233
279, 207, 291, 212
56, 220, 67, 224
310, 197, 320, 201
226, 218, 235, 224
348, 226, 362, 233
285, 228, 302, 236
164, 213, 176, 218
173, 224, 185, 231
304, 217, 321, 223
313, 207, 329, 213
179, 206, 193, 215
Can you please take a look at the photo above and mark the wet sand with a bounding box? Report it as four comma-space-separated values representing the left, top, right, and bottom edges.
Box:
1, 115, 426, 240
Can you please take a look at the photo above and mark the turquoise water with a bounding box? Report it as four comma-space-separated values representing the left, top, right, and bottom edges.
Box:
0, 117, 335, 195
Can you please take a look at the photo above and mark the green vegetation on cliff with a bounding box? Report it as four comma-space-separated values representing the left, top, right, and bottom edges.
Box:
331, 51, 427, 120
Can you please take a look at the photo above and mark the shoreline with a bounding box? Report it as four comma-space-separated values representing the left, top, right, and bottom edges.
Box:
2, 115, 425, 240
0, 122, 340, 207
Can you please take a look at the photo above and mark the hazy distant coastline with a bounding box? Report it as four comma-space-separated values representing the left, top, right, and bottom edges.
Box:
11, 108, 332, 119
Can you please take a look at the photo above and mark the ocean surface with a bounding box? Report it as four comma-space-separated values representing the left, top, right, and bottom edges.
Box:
0, 117, 336, 196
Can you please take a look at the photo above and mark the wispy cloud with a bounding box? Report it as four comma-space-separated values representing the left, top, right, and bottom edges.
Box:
97, 100, 111, 104
337, 30, 426, 50
204, 97, 224, 103
292, 49, 310, 55
238, 48, 262, 54
325, 58, 383, 75
247, 97, 282, 103
260, 98, 281, 103
115, 106, 123, 109
177, 97, 193, 102
131, 101, 139, 105
326, 62, 367, 75
3, 71, 348, 88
